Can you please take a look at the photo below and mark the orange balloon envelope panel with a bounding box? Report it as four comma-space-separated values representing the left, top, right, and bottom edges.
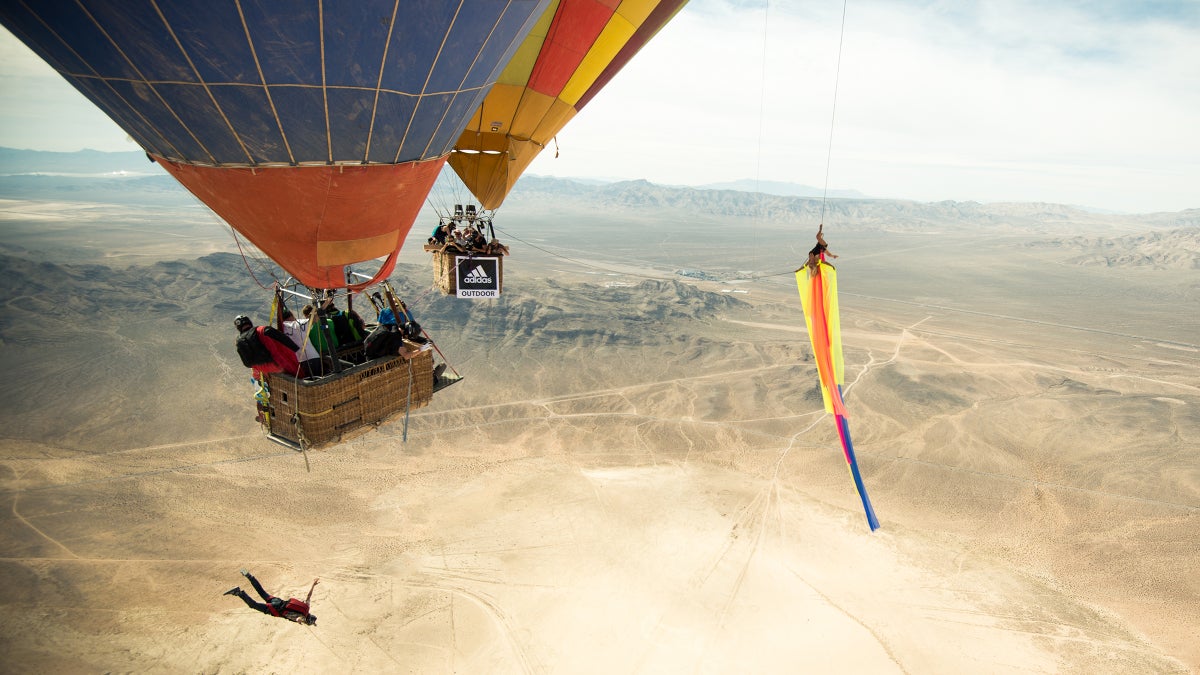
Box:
450, 0, 689, 210
0, 0, 551, 288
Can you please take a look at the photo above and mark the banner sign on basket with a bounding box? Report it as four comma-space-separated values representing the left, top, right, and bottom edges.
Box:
455, 256, 500, 298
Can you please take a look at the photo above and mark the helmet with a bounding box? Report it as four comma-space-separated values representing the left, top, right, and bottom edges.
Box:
234, 315, 253, 331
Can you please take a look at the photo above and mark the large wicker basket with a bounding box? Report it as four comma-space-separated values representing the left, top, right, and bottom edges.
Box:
264, 349, 434, 449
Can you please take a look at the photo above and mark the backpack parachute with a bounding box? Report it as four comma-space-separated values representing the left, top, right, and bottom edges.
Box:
267, 596, 309, 618
283, 598, 309, 614
236, 330, 273, 367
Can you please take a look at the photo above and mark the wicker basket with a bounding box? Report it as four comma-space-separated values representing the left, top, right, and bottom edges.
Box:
423, 244, 504, 296
264, 349, 434, 449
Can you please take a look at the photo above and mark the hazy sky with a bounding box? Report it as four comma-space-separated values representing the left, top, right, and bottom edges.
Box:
2, 0, 1197, 213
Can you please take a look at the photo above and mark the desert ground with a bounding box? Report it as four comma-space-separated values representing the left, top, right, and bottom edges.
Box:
0, 188, 1197, 673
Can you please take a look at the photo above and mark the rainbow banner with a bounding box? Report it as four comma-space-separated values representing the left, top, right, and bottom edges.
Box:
797, 260, 880, 531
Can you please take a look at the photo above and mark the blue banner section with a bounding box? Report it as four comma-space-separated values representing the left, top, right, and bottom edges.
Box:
0, 0, 549, 166
835, 386, 880, 531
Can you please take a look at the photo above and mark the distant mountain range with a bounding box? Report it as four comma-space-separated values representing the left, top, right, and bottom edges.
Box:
0, 147, 159, 176
508, 175, 1199, 231
695, 179, 867, 199
3, 148, 1196, 266
3, 146, 1190, 216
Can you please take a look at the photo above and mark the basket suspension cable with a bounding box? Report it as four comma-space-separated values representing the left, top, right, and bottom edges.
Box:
493, 224, 806, 281
753, 0, 770, 266
381, 284, 405, 326
188, 182, 280, 289
379, 280, 460, 379
419, 326, 459, 378
344, 268, 356, 318
286, 284, 314, 415
312, 288, 343, 375
819, 0, 850, 229
402, 357, 414, 443
223, 222, 286, 291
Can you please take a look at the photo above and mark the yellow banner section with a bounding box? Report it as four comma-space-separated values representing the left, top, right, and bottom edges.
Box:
796, 262, 847, 416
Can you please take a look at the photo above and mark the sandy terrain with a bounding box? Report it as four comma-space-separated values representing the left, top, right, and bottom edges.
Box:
0, 192, 1197, 673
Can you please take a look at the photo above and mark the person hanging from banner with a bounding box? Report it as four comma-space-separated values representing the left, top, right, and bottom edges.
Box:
794, 222, 880, 531
804, 223, 839, 273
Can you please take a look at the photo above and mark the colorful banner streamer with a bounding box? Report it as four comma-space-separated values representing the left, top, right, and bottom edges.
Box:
797, 259, 880, 531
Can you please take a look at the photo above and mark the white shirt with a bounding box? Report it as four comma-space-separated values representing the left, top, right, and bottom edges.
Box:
284, 318, 321, 361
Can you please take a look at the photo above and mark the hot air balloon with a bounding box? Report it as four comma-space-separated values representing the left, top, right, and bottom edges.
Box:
0, 0, 555, 450
426, 0, 689, 296
0, 0, 551, 290
449, 0, 689, 210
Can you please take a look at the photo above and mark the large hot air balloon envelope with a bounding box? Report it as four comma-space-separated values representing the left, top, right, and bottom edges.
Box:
0, 0, 551, 288
449, 0, 688, 210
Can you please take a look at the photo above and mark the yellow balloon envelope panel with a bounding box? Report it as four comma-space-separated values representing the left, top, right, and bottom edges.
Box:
450, 0, 689, 210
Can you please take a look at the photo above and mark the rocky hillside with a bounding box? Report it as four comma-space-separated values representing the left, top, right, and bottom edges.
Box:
1030, 226, 1200, 268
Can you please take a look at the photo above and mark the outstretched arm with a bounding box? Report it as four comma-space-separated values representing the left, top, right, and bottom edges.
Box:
305, 578, 319, 605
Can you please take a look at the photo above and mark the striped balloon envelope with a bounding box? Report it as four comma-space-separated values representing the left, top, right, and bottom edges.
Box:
449, 0, 689, 211
0, 1, 551, 289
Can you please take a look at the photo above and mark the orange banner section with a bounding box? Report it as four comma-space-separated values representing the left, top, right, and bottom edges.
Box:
157, 158, 446, 288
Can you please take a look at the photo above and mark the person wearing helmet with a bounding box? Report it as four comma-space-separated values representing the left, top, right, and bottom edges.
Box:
234, 315, 301, 379
363, 314, 408, 360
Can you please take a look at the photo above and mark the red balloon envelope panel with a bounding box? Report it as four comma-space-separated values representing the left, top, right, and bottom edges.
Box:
0, 0, 550, 288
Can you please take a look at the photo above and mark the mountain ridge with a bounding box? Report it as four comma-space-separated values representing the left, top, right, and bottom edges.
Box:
8, 146, 1195, 218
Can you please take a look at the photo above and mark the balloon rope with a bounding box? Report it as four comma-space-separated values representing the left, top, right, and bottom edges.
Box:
229, 227, 278, 290
753, 0, 770, 282
493, 225, 804, 281
820, 0, 850, 228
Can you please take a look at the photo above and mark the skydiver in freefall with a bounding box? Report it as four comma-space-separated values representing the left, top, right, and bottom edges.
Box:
225, 569, 318, 625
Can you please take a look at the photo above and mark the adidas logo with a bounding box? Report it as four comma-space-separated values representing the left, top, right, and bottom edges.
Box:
463, 265, 492, 284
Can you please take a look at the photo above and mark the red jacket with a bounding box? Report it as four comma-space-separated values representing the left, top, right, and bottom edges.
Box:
253, 325, 300, 377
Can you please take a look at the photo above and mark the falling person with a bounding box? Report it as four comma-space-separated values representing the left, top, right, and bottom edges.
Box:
225, 569, 318, 625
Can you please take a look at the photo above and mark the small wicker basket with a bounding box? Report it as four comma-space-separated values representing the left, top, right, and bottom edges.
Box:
423, 244, 505, 295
